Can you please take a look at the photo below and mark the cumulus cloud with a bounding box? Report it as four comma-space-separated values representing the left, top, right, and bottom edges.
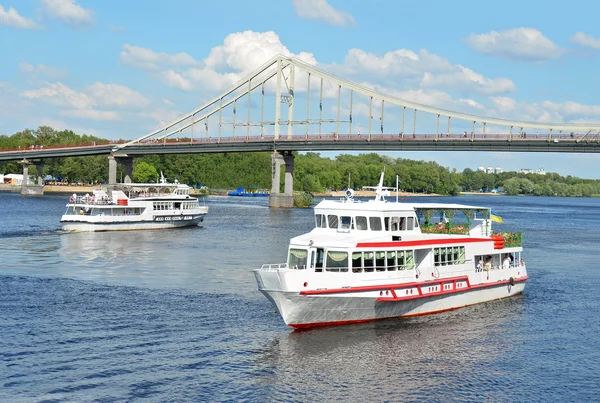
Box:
19, 62, 68, 80
60, 109, 120, 121
342, 48, 515, 95
120, 44, 200, 70
40, 0, 94, 28
21, 82, 96, 109
570, 32, 600, 50
84, 82, 150, 108
0, 5, 40, 29
291, 0, 355, 26
464, 28, 564, 62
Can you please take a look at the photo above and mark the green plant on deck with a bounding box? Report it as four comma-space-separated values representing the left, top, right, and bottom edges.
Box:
493, 231, 523, 247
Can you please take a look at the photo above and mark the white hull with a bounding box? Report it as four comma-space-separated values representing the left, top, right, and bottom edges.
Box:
61, 215, 205, 232
258, 278, 526, 329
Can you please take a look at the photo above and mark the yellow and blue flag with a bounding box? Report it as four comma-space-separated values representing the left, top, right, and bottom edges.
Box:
490, 211, 503, 223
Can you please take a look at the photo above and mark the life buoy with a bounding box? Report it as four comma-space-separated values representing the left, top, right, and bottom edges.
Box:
509, 277, 515, 286
69, 196, 75, 203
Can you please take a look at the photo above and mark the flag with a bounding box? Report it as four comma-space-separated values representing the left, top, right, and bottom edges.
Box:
490, 211, 503, 223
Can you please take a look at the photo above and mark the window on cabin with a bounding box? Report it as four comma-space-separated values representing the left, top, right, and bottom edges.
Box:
433, 246, 465, 266
315, 214, 327, 228
389, 216, 403, 231
364, 252, 375, 272
328, 215, 339, 229
352, 252, 362, 272
398, 250, 415, 270
355, 216, 368, 230
387, 251, 397, 271
340, 216, 352, 229
375, 252, 386, 271
369, 217, 382, 231
315, 248, 324, 272
326, 251, 348, 272
407, 217, 414, 230
289, 249, 308, 270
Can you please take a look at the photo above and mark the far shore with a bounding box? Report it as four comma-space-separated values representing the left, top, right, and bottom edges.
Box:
0, 184, 505, 197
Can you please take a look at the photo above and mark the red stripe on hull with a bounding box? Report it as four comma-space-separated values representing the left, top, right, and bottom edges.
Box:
299, 275, 470, 295
289, 290, 525, 330
356, 237, 492, 248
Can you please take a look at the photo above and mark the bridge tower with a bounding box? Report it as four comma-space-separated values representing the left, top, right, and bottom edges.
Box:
19, 159, 44, 196
108, 155, 134, 185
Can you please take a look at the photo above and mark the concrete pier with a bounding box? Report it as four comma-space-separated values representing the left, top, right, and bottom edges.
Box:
19, 159, 44, 196
108, 155, 134, 185
269, 151, 294, 208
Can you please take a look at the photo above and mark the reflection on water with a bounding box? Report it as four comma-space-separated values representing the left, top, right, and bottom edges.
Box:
254, 297, 526, 401
1, 193, 600, 401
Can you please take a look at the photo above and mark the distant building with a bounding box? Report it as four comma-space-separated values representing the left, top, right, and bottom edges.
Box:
495, 167, 503, 174
478, 166, 485, 172
536, 168, 546, 175
486, 166, 494, 174
2, 174, 25, 185
520, 168, 533, 174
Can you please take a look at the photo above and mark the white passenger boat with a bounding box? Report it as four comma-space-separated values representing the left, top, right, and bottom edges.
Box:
254, 173, 528, 329
60, 180, 208, 232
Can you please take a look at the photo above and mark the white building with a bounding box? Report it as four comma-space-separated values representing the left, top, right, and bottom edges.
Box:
478, 166, 485, 172
520, 168, 533, 174
1, 174, 25, 185
495, 167, 504, 174
486, 166, 494, 174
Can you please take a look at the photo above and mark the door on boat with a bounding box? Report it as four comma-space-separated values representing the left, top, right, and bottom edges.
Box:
309, 248, 324, 272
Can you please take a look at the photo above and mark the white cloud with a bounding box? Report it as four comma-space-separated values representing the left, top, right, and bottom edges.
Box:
120, 44, 200, 70
40, 0, 94, 28
0, 5, 40, 29
341, 48, 515, 95
204, 30, 317, 72
291, 0, 354, 26
19, 62, 68, 80
570, 32, 600, 50
464, 28, 564, 62
21, 82, 96, 109
60, 109, 120, 121
84, 82, 150, 108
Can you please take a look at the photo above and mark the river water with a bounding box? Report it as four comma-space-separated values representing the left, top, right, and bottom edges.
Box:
0, 192, 599, 402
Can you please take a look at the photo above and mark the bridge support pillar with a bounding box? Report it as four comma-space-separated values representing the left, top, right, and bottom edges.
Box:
19, 159, 44, 196
109, 155, 134, 185
36, 160, 45, 186
269, 151, 294, 208
108, 156, 118, 185
121, 157, 133, 184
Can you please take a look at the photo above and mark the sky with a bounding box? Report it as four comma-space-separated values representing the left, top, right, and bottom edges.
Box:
2, 0, 600, 178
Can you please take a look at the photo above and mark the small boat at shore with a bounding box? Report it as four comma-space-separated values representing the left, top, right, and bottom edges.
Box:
254, 172, 528, 329
228, 186, 269, 197
60, 178, 208, 232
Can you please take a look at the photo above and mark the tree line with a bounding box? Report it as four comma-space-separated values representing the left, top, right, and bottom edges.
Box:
1, 126, 599, 197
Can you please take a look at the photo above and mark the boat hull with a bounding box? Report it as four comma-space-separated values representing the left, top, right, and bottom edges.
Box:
61, 215, 205, 232
258, 280, 526, 329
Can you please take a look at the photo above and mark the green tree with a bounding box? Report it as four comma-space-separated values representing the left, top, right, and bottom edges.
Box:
133, 161, 159, 183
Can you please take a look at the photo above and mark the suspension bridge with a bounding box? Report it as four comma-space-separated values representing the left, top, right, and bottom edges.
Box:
2, 55, 600, 205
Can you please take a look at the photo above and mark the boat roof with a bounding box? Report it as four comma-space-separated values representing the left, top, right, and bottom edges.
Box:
315, 199, 490, 213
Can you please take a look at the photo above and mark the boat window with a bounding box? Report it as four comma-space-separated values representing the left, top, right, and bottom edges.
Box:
375, 252, 386, 271
433, 247, 465, 266
389, 217, 403, 231
355, 216, 368, 230
315, 248, 324, 272
384, 217, 390, 231
363, 252, 375, 272
407, 217, 414, 230
315, 214, 327, 228
288, 249, 308, 270
352, 252, 362, 273
340, 216, 352, 230
328, 215, 339, 229
398, 250, 415, 270
325, 251, 348, 272
387, 251, 397, 271
369, 217, 382, 231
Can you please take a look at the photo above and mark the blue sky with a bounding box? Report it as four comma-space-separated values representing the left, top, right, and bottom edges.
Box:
2, 0, 600, 178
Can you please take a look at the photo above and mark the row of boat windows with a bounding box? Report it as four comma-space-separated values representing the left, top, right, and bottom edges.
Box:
289, 249, 416, 273
64, 207, 143, 216
152, 202, 198, 210
315, 214, 417, 231
434, 247, 466, 266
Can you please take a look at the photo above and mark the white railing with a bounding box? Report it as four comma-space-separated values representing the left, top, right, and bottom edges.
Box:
260, 263, 289, 271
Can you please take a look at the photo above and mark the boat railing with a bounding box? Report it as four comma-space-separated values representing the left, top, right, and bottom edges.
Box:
71, 195, 114, 205
494, 231, 523, 247
260, 263, 289, 271
421, 222, 470, 235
